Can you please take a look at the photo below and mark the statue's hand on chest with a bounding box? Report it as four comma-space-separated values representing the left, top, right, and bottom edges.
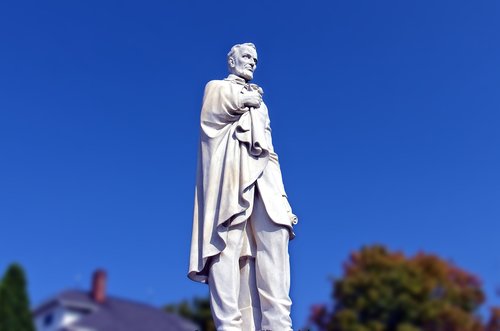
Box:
239, 84, 264, 109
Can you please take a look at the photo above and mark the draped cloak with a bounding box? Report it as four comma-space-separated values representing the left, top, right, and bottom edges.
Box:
188, 75, 297, 284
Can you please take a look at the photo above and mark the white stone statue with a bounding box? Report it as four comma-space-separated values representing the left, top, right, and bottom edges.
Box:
188, 43, 298, 331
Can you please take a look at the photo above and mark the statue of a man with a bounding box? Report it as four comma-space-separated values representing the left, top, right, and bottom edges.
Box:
188, 42, 297, 331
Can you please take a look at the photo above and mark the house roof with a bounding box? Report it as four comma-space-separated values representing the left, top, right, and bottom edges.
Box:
34, 290, 199, 331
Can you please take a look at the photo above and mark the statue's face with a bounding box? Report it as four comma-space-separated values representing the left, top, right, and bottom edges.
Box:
229, 46, 258, 82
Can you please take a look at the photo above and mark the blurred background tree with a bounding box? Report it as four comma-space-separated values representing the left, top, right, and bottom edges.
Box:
165, 296, 214, 331
486, 308, 500, 331
309, 245, 487, 331
0, 263, 35, 331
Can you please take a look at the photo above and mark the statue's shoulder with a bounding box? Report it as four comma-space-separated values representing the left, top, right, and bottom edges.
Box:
204, 79, 232, 95
205, 79, 228, 88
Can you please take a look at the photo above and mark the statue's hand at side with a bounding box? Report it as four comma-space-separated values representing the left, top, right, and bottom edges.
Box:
283, 195, 298, 226
239, 90, 262, 109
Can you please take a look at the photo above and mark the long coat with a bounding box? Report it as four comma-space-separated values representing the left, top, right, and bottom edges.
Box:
188, 74, 297, 283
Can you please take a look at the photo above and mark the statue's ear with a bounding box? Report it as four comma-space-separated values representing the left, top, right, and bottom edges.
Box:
228, 57, 235, 68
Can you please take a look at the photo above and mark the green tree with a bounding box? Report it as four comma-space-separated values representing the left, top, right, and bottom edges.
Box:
165, 296, 215, 331
0, 263, 35, 331
310, 245, 485, 331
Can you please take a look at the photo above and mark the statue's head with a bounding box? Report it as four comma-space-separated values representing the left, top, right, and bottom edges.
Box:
227, 43, 258, 82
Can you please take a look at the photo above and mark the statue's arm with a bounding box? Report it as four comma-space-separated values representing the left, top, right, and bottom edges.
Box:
201, 81, 251, 130
202, 80, 263, 120
265, 116, 298, 225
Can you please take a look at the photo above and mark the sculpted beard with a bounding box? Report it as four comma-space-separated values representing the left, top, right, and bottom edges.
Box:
234, 66, 254, 81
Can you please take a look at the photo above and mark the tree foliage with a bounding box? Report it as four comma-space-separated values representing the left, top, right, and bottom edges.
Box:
486, 307, 500, 331
0, 264, 35, 331
310, 245, 487, 331
165, 296, 215, 331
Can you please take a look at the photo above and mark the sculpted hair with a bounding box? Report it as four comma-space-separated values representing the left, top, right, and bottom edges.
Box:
227, 43, 256, 68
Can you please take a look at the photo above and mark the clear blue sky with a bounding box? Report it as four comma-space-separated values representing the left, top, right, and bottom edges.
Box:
1, 0, 499, 327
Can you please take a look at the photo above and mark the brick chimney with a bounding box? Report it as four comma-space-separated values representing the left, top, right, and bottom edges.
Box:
91, 269, 107, 303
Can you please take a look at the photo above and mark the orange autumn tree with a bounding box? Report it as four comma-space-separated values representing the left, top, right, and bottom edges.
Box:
310, 245, 485, 331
